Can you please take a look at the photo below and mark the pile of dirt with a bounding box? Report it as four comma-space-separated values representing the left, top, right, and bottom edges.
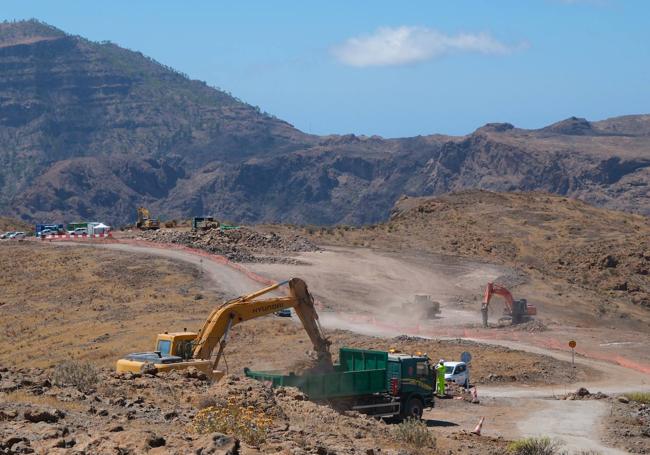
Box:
131, 227, 320, 263
504, 319, 548, 333
560, 387, 609, 401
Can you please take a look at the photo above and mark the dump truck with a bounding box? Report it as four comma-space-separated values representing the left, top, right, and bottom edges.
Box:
402, 294, 441, 319
192, 216, 220, 231
246, 347, 435, 419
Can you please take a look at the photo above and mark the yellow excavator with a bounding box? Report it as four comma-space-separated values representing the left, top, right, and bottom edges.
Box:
116, 278, 332, 380
136, 207, 160, 230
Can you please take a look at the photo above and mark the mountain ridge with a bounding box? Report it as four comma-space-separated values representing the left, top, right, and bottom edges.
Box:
1, 20, 650, 225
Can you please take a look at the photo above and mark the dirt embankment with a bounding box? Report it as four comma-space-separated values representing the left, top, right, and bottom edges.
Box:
0, 216, 31, 232
0, 242, 222, 369
0, 365, 513, 455
263, 191, 650, 323
124, 227, 320, 263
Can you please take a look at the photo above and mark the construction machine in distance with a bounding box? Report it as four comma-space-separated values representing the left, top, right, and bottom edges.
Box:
192, 216, 220, 231
402, 294, 441, 319
116, 278, 332, 380
136, 207, 160, 230
481, 282, 537, 327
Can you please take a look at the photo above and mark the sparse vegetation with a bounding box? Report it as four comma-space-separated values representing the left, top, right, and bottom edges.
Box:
624, 391, 650, 403
393, 418, 436, 449
192, 398, 272, 445
507, 437, 564, 455
52, 360, 99, 393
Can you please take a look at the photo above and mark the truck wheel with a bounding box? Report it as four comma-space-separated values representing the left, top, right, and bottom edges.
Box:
402, 397, 424, 420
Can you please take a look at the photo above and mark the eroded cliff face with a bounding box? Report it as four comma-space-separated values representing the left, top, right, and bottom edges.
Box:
2, 20, 650, 225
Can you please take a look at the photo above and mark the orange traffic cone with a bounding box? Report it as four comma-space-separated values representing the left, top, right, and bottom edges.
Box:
471, 416, 485, 436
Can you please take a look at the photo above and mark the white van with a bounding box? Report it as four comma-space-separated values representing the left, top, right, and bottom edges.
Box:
444, 361, 469, 388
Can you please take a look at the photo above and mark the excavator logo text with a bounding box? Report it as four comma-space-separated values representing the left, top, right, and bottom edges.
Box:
252, 302, 285, 314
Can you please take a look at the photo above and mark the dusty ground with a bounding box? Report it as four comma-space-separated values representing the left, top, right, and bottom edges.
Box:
2, 207, 649, 454
0, 242, 223, 369
0, 241, 579, 454
0, 242, 578, 383
259, 190, 650, 328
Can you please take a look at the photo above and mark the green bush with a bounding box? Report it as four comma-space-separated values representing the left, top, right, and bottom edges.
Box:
394, 418, 436, 449
507, 437, 563, 455
52, 361, 99, 393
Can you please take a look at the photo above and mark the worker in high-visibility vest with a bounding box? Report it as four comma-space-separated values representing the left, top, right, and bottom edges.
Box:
436, 359, 446, 397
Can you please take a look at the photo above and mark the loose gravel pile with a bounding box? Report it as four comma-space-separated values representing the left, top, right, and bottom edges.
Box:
134, 227, 320, 263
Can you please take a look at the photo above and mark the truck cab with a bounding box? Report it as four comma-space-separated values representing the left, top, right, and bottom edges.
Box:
387, 352, 435, 418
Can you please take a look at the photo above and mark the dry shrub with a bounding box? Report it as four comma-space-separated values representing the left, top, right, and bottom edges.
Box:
52, 361, 99, 393
192, 397, 272, 446
507, 437, 564, 455
625, 392, 650, 404
394, 418, 436, 449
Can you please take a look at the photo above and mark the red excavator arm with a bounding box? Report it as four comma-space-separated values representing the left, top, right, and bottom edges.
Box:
482, 282, 515, 314
481, 282, 536, 327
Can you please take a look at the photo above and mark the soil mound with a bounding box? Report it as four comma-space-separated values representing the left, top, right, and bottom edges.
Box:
132, 227, 320, 263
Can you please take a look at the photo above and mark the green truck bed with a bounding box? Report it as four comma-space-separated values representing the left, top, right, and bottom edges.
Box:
245, 347, 389, 400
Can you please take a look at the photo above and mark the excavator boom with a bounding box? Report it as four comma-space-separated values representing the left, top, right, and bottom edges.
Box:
481, 282, 536, 327
116, 278, 332, 379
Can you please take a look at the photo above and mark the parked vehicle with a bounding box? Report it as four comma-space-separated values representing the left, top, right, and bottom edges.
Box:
275, 308, 292, 317
10, 232, 26, 240
1, 231, 15, 239
69, 228, 88, 235
444, 361, 469, 388
35, 224, 64, 236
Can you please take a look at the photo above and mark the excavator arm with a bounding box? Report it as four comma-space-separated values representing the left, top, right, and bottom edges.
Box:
482, 282, 515, 314
481, 282, 536, 327
192, 278, 332, 371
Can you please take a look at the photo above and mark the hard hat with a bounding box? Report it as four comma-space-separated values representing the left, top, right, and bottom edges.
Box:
439, 359, 444, 364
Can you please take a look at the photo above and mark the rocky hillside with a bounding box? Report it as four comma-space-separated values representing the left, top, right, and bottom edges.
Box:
283, 190, 650, 317
1, 20, 650, 225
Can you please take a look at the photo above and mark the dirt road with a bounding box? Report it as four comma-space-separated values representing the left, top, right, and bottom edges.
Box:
97, 242, 647, 453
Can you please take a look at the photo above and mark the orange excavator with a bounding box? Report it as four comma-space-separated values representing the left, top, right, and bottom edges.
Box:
481, 282, 537, 327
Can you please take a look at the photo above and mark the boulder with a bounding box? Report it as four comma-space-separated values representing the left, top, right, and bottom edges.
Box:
193, 433, 239, 455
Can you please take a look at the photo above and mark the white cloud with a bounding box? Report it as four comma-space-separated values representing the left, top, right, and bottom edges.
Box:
331, 26, 523, 68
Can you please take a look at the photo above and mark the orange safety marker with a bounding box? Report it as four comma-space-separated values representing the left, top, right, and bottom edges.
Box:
471, 416, 485, 435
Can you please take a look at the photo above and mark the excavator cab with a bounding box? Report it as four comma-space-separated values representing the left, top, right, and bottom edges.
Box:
155, 332, 197, 359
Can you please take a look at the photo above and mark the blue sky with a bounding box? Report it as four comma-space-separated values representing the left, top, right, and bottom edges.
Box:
2, 0, 649, 137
